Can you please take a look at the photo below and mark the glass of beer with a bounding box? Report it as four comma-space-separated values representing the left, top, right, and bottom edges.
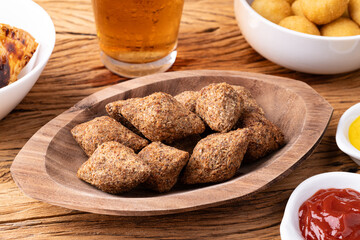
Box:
92, 0, 185, 78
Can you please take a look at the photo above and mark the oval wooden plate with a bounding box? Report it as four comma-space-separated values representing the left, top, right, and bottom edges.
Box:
11, 70, 333, 216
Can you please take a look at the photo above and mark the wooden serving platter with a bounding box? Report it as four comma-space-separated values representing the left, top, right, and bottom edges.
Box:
10, 70, 333, 216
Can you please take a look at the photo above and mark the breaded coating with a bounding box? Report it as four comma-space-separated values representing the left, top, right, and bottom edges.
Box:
169, 134, 202, 155
105, 99, 144, 137
350, 0, 360, 25
174, 91, 199, 113
71, 116, 148, 156
114, 92, 205, 142
138, 142, 189, 192
196, 83, 242, 133
252, 0, 292, 24
232, 85, 265, 115
279, 16, 320, 35
77, 141, 150, 194
291, 1, 304, 17
182, 128, 250, 184
300, 0, 349, 25
241, 112, 285, 161
321, 17, 360, 37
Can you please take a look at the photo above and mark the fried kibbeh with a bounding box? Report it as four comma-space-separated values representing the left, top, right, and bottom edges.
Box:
321, 17, 360, 36
105, 99, 144, 137
168, 134, 202, 155
117, 92, 205, 142
350, 0, 360, 25
138, 142, 189, 193
77, 141, 150, 194
300, 0, 349, 25
71, 116, 148, 156
196, 83, 242, 133
241, 112, 285, 161
231, 85, 264, 115
174, 91, 199, 113
182, 128, 250, 184
252, 0, 292, 24
291, 1, 304, 16
279, 16, 320, 35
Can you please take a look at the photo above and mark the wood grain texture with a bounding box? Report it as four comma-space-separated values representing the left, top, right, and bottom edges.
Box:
11, 71, 332, 216
0, 0, 359, 239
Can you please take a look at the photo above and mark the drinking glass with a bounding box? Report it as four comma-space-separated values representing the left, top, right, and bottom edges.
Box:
92, 0, 185, 78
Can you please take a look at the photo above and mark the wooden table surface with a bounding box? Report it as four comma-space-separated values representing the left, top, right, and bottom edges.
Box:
1, 0, 360, 239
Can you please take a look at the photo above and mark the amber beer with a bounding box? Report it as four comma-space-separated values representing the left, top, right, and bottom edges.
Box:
92, 0, 184, 64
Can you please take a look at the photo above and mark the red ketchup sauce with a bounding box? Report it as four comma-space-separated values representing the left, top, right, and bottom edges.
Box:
298, 188, 360, 240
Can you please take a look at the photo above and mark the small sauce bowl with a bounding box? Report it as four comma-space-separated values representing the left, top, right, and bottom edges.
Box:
336, 103, 360, 166
280, 172, 360, 240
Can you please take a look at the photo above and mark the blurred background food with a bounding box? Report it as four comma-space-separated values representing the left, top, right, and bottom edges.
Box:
252, 0, 360, 37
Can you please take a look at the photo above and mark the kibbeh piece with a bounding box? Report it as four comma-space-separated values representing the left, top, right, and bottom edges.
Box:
77, 141, 150, 194
105, 99, 144, 137
174, 91, 199, 113
241, 112, 285, 161
114, 92, 205, 142
232, 85, 265, 115
182, 128, 250, 184
71, 116, 148, 156
138, 142, 189, 192
196, 83, 242, 133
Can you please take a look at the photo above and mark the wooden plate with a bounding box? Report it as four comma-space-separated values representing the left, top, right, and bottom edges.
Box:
10, 70, 333, 216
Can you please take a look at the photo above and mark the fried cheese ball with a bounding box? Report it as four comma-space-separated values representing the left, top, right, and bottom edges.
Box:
285, 0, 296, 3
138, 142, 189, 193
71, 116, 148, 156
291, 0, 304, 16
279, 16, 321, 35
182, 128, 250, 184
77, 141, 150, 194
196, 83, 242, 133
252, 0, 293, 24
321, 17, 360, 36
300, 0, 349, 25
349, 0, 360, 25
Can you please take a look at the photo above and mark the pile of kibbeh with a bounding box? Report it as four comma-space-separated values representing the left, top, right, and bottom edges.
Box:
71, 82, 285, 194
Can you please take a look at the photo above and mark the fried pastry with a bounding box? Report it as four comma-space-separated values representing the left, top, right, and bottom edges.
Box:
232, 85, 265, 115
110, 92, 205, 142
138, 142, 189, 192
106, 99, 144, 136
300, 0, 349, 25
321, 17, 360, 37
241, 112, 285, 161
291, 1, 304, 16
0, 24, 38, 88
196, 83, 242, 133
350, 0, 360, 25
279, 16, 320, 35
77, 141, 150, 194
182, 128, 250, 184
71, 116, 148, 156
251, 0, 292, 24
174, 91, 199, 113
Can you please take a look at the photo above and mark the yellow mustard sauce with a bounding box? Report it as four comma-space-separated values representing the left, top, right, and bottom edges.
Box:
349, 115, 360, 151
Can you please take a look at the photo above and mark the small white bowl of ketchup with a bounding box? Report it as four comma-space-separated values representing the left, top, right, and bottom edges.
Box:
280, 172, 360, 240
336, 103, 360, 166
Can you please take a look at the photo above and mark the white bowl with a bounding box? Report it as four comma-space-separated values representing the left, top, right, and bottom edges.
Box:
0, 0, 55, 120
234, 0, 360, 74
280, 172, 360, 240
336, 103, 360, 166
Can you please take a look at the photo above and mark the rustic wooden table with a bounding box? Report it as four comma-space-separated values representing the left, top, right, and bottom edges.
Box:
1, 0, 359, 239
